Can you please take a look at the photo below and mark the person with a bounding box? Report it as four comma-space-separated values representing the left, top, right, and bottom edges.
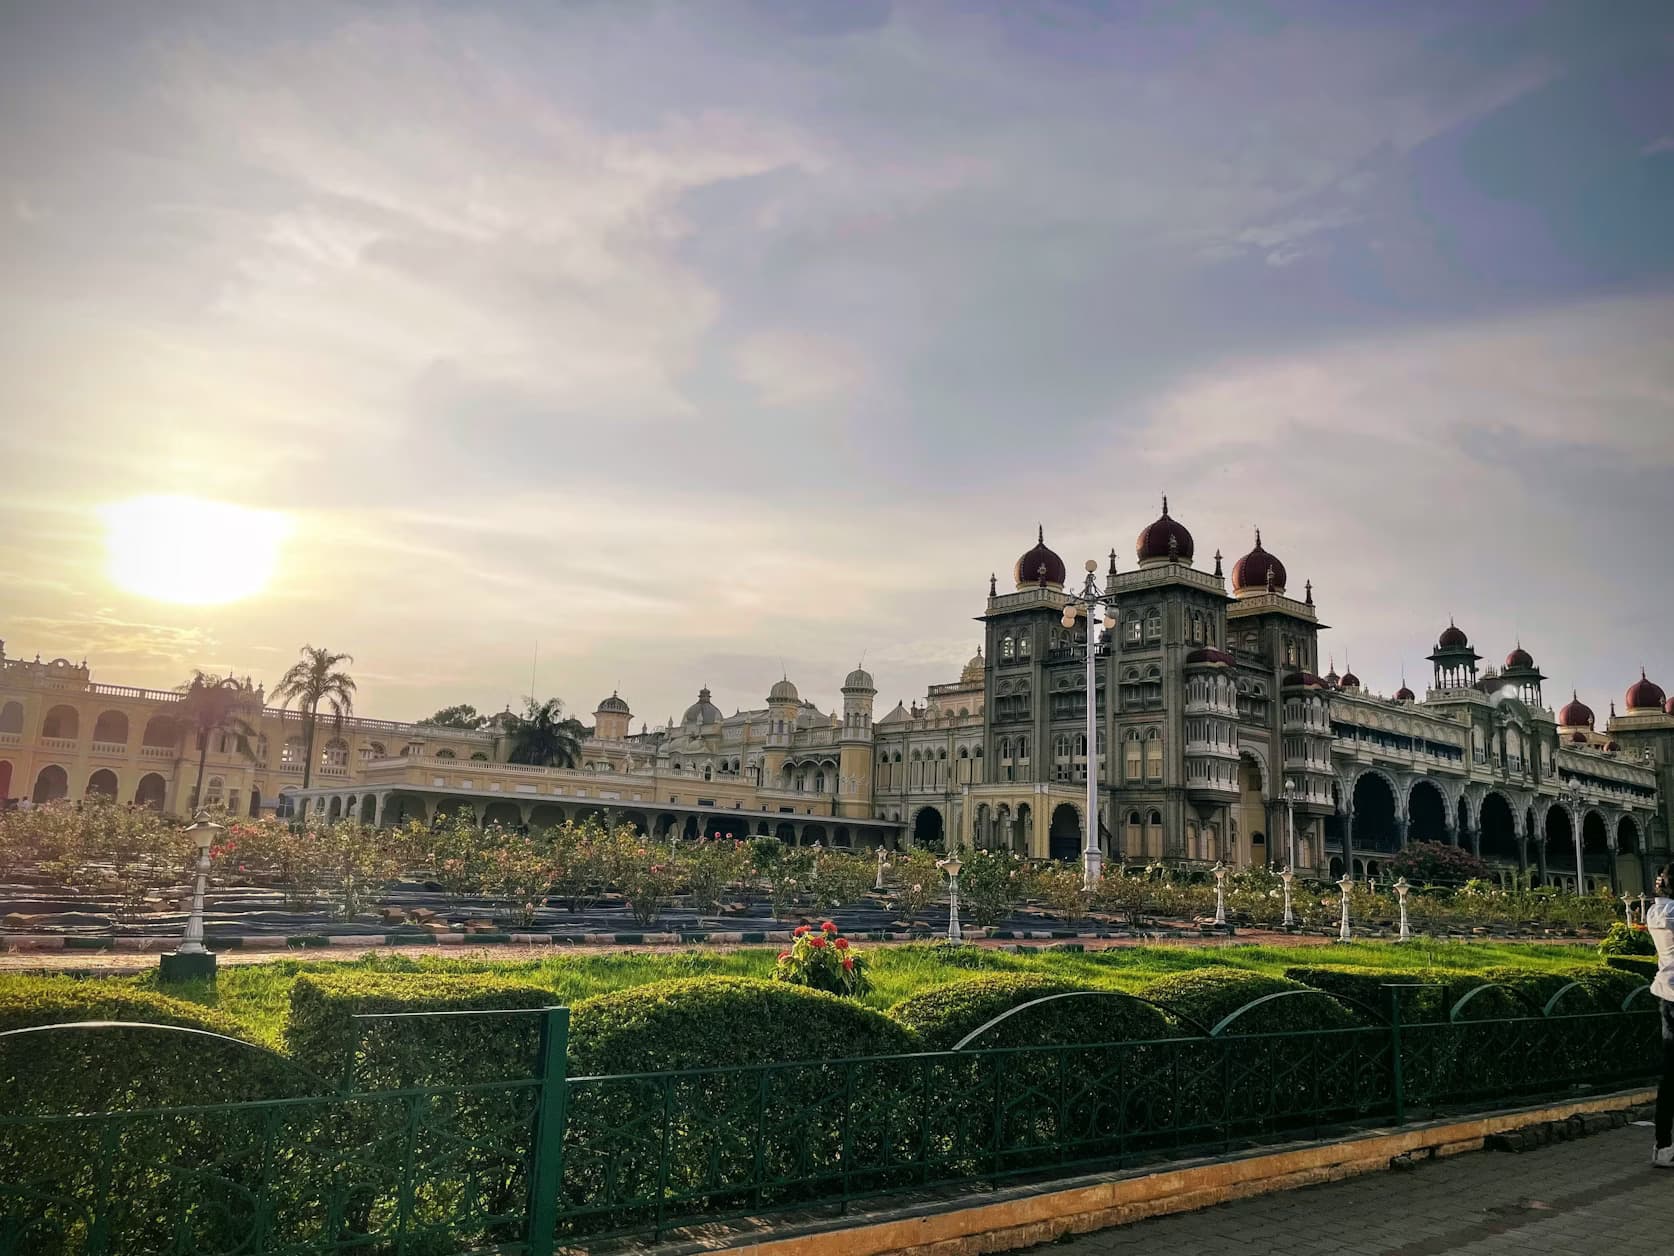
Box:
1645, 863, 1674, 1167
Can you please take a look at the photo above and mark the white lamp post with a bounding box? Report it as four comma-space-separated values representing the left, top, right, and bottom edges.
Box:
1394, 876, 1412, 942
161, 810, 222, 981
1212, 861, 1228, 926
937, 853, 963, 942
1280, 865, 1296, 928
1623, 893, 1636, 925
1565, 784, 1585, 896
1060, 558, 1118, 891
1283, 778, 1300, 872
1337, 874, 1354, 942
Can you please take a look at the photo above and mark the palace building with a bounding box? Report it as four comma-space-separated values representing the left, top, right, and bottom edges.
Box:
3, 500, 1669, 891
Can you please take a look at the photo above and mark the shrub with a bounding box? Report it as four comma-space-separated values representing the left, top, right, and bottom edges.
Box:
1598, 921, 1656, 957
1606, 955, 1659, 982
889, 973, 1175, 1050
1388, 842, 1490, 885
480, 829, 557, 926
775, 921, 870, 997
285, 970, 554, 1088
1141, 969, 1364, 1033
810, 849, 875, 909
890, 849, 938, 924
0, 975, 301, 1114
1280, 965, 1517, 1023
567, 977, 915, 1075
958, 849, 1027, 926
617, 840, 679, 926
1031, 863, 1091, 925
682, 836, 750, 916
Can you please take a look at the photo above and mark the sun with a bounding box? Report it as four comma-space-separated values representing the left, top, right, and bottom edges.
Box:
100, 496, 292, 605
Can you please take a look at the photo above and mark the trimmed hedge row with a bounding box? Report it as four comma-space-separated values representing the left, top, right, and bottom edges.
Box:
0, 975, 306, 1114
889, 973, 1175, 1050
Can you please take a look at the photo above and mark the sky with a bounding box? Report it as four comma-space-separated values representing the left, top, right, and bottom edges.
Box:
2, 0, 1672, 728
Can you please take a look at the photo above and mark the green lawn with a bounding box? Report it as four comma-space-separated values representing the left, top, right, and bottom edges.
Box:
114, 939, 1606, 1049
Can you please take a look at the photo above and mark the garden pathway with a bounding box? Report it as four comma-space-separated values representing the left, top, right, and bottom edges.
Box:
1029, 1123, 1660, 1256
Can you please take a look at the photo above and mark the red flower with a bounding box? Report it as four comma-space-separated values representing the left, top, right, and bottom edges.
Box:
808, 936, 826, 949
793, 925, 810, 936
834, 937, 849, 950
821, 920, 837, 933
778, 951, 791, 960
841, 957, 854, 970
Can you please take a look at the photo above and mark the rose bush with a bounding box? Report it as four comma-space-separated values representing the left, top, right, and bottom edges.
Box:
773, 920, 870, 997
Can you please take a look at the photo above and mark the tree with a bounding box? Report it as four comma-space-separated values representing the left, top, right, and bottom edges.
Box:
175, 671, 260, 810
420, 704, 490, 730
506, 697, 584, 768
272, 646, 356, 789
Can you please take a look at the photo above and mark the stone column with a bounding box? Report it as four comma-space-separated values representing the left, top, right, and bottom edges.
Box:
373, 792, 389, 827
1608, 843, 1620, 896
1396, 815, 1410, 849
1341, 809, 1355, 878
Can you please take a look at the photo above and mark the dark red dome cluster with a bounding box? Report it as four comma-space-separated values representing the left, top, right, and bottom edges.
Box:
1282, 671, 1328, 689
1230, 528, 1286, 595
1437, 620, 1469, 649
1012, 525, 1066, 589
1557, 691, 1595, 728
1394, 683, 1415, 701
1338, 670, 1361, 690
1625, 669, 1666, 713
1504, 646, 1534, 670
1136, 496, 1194, 565
1184, 646, 1236, 666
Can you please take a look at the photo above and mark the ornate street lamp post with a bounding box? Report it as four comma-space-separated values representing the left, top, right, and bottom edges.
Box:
1283, 777, 1300, 871
1394, 876, 1412, 942
1280, 865, 1296, 928
1212, 861, 1228, 926
937, 853, 963, 942
1565, 784, 1585, 897
1059, 559, 1118, 890
1337, 874, 1354, 942
161, 810, 222, 982
1624, 893, 1636, 925
875, 846, 888, 892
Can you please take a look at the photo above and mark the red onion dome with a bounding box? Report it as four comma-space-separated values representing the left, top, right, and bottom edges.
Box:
1184, 646, 1236, 666
1394, 684, 1415, 701
1666, 694, 1674, 717
1504, 646, 1534, 670
1012, 525, 1066, 590
1625, 669, 1666, 713
1282, 670, 1328, 689
1568, 730, 1589, 743
1606, 740, 1622, 752
1437, 620, 1468, 649
1135, 495, 1194, 566
1230, 528, 1286, 595
1338, 669, 1361, 690
1557, 691, 1594, 728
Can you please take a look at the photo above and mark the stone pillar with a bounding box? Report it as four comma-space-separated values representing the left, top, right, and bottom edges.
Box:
373, 792, 389, 827
472, 802, 488, 827
1341, 809, 1355, 878
1533, 832, 1548, 885
1396, 815, 1410, 849
1609, 843, 1620, 896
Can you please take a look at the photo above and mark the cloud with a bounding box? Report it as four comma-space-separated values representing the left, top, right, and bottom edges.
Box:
733, 330, 866, 406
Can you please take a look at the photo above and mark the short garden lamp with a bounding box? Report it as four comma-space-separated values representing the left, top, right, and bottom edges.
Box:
1336, 874, 1354, 942
936, 853, 963, 943
1393, 876, 1412, 942
161, 810, 222, 982
1623, 893, 1636, 925
1211, 861, 1228, 927
1280, 865, 1296, 928
875, 846, 889, 892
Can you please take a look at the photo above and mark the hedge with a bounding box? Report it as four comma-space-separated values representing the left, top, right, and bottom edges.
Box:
567, 976, 916, 1076
889, 973, 1175, 1050
1141, 969, 1365, 1034
1606, 955, 1659, 983
1280, 966, 1528, 1024
285, 970, 555, 1089
0, 975, 303, 1114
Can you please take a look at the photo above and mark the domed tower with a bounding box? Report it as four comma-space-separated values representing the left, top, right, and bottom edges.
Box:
1230, 528, 1286, 598
837, 665, 877, 819
761, 676, 799, 791
1135, 497, 1194, 568
593, 691, 632, 741
1626, 669, 1667, 714
1557, 691, 1595, 731
1427, 619, 1480, 691
1013, 526, 1066, 591
1498, 643, 1546, 708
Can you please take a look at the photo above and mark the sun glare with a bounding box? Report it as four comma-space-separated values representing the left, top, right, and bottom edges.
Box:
100, 496, 291, 605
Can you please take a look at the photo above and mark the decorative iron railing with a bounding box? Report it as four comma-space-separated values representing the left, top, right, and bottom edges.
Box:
0, 993, 1658, 1254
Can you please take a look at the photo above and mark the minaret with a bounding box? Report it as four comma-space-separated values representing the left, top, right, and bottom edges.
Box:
762, 675, 799, 790
838, 665, 877, 819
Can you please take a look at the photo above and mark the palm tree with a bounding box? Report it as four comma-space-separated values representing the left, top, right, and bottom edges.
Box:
507, 698, 585, 768
175, 671, 260, 810
272, 646, 357, 789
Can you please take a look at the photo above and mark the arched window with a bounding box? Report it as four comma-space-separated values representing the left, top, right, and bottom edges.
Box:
1126, 810, 1143, 855
1145, 728, 1163, 781
204, 776, 224, 806
470, 751, 488, 761
1190, 611, 1205, 644
1144, 607, 1162, 641
1124, 730, 1142, 782
282, 737, 307, 767
1125, 613, 1142, 643
92, 710, 129, 745
435, 748, 456, 759
1001, 636, 1014, 660
0, 701, 22, 734
40, 705, 78, 740
322, 738, 349, 767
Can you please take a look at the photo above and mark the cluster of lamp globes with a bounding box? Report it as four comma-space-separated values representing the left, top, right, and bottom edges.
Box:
1059, 559, 1118, 634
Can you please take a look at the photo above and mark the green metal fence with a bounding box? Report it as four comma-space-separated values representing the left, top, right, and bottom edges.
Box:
0, 994, 1659, 1255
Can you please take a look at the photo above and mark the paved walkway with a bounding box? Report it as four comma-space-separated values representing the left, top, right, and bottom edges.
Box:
1038, 1124, 1662, 1256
